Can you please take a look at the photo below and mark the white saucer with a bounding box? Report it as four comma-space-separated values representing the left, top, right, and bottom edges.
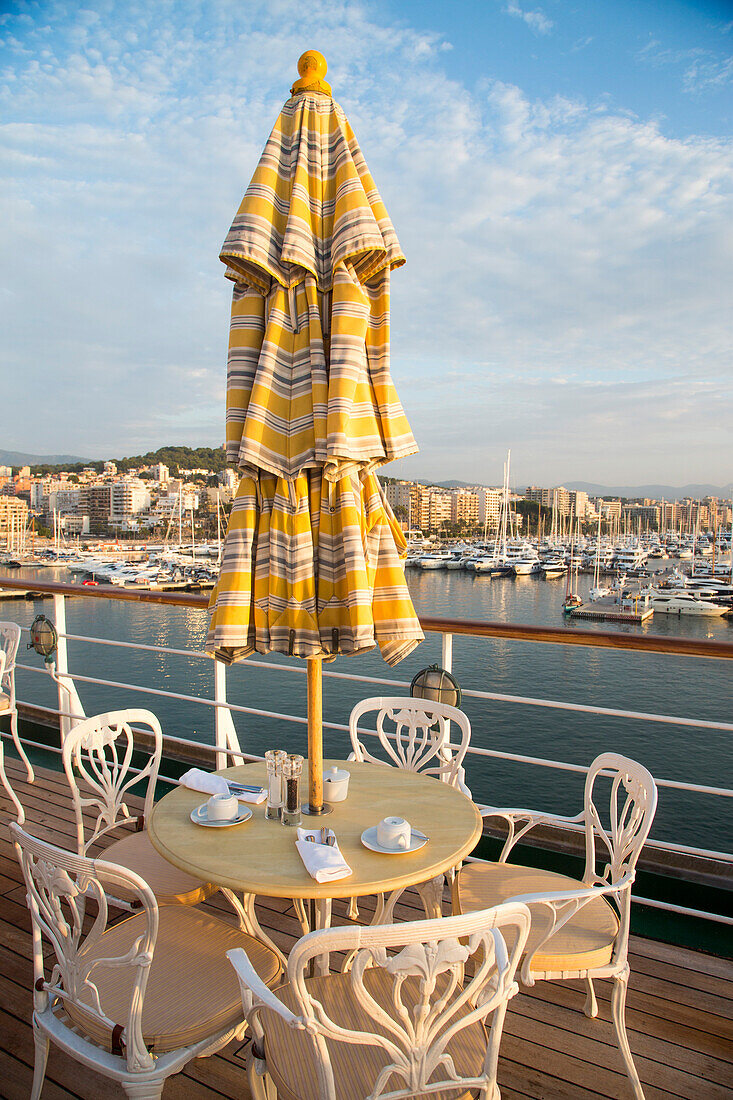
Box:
190, 802, 253, 828
360, 826, 428, 855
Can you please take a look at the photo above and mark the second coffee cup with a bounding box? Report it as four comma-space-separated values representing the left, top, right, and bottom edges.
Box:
376, 816, 411, 850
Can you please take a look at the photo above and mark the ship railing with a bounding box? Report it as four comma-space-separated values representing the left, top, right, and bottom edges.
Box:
1, 575, 731, 929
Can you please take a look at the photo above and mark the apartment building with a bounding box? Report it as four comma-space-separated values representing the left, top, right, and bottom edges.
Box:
110, 478, 151, 523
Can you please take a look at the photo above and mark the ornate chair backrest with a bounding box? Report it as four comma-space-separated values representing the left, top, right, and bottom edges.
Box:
349, 696, 471, 787
582, 753, 657, 888
10, 822, 158, 1073
0, 620, 20, 696
235, 903, 530, 1100
62, 709, 163, 856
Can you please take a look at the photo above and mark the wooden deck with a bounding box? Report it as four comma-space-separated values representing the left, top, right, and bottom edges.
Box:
1, 757, 731, 1100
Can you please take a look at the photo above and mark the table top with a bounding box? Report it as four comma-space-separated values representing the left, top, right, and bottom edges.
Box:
148, 759, 483, 900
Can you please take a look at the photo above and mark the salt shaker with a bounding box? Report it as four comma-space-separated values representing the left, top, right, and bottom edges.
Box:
264, 749, 286, 821
281, 754, 304, 827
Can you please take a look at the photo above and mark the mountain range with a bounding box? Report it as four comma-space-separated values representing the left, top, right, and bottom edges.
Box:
0, 449, 87, 467
429, 479, 733, 499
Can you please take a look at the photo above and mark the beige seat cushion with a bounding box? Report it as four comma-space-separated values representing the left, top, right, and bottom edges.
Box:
103, 830, 215, 906
456, 862, 619, 974
261, 968, 487, 1100
66, 906, 281, 1053
0, 693, 10, 711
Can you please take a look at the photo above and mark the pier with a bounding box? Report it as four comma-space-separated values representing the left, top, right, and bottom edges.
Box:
570, 598, 655, 625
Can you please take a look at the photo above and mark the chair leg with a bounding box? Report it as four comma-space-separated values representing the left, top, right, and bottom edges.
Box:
30, 1026, 49, 1100
611, 970, 644, 1100
248, 1048, 277, 1099
584, 975, 598, 1018
121, 1078, 166, 1099
11, 708, 35, 783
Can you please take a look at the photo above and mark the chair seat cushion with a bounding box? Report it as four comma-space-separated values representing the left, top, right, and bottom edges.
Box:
103, 830, 214, 906
66, 906, 281, 1053
456, 862, 619, 974
260, 968, 485, 1100
0, 693, 10, 711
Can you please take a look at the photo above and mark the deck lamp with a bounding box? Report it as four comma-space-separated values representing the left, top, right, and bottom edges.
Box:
410, 664, 462, 709
28, 615, 58, 665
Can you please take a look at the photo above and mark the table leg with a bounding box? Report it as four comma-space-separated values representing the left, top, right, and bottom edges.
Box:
220, 888, 287, 968
416, 874, 445, 920
306, 897, 332, 977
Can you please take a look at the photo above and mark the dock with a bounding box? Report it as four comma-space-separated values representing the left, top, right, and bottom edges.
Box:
1, 756, 731, 1099
570, 598, 654, 624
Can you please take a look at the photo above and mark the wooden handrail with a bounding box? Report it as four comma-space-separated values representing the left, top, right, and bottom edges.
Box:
2, 574, 733, 660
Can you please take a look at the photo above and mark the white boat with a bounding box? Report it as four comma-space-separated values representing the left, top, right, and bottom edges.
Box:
418, 550, 453, 569
647, 591, 729, 617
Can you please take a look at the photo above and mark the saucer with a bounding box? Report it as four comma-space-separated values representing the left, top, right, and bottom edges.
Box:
360, 826, 427, 855
190, 802, 253, 828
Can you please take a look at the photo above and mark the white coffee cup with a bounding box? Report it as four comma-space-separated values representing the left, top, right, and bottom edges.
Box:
377, 816, 411, 850
207, 792, 238, 821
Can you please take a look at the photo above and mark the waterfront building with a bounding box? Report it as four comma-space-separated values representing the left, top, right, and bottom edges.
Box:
148, 462, 170, 483
0, 494, 29, 540
598, 499, 622, 521
525, 485, 571, 516
622, 503, 661, 530
78, 483, 112, 534
218, 468, 240, 492
110, 478, 151, 526
449, 488, 479, 527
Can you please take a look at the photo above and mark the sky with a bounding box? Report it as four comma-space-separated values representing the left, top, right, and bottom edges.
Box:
1, 0, 731, 488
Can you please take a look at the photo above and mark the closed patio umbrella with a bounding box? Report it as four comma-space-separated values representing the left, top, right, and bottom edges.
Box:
207, 51, 423, 810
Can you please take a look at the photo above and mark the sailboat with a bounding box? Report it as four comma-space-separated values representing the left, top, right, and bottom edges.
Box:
589, 501, 611, 600
563, 509, 583, 612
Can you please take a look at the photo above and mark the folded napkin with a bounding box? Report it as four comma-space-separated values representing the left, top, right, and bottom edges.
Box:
179, 768, 266, 804
296, 828, 352, 883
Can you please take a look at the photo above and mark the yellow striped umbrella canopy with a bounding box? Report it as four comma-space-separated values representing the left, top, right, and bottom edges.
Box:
207, 55, 423, 667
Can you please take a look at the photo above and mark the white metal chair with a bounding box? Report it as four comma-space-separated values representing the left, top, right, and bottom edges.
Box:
0, 620, 35, 783
62, 708, 215, 908
0, 648, 26, 823
454, 752, 658, 1099
11, 821, 282, 1100
345, 695, 473, 924
229, 900, 530, 1100
349, 696, 472, 787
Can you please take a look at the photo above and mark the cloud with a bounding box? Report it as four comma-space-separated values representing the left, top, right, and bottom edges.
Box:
502, 1, 553, 36
1, 0, 731, 484
637, 38, 733, 97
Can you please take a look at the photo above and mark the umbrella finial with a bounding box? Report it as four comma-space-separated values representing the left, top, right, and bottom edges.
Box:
291, 50, 332, 96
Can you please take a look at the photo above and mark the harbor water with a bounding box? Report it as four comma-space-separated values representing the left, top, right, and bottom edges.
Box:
4, 563, 732, 852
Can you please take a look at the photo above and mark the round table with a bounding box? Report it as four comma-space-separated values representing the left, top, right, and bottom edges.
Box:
149, 759, 482, 962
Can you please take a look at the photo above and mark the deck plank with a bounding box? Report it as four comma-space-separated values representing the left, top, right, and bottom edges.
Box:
1, 758, 732, 1100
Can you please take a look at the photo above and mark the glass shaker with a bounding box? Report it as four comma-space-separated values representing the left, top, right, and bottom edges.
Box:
264, 749, 286, 821
281, 754, 304, 827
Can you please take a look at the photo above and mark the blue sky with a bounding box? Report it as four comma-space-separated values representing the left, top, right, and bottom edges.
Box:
1, 0, 731, 487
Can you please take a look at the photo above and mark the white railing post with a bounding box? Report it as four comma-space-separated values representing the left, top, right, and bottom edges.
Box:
51, 593, 86, 742
442, 632, 453, 674
214, 657, 243, 770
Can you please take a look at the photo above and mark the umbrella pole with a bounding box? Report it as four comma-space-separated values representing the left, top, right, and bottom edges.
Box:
303, 657, 332, 816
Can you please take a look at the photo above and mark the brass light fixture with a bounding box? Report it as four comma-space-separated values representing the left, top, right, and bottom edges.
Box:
410, 664, 462, 709
28, 615, 58, 664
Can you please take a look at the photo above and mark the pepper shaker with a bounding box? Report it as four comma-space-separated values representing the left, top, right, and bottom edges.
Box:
281, 754, 304, 827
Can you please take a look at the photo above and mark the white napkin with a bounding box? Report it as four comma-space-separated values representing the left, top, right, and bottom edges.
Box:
179, 768, 266, 804
295, 828, 352, 883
